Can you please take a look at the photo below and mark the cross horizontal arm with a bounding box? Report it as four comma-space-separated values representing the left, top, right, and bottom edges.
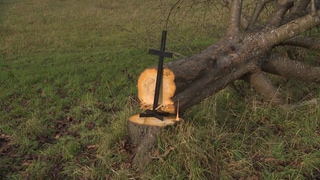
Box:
149, 49, 173, 58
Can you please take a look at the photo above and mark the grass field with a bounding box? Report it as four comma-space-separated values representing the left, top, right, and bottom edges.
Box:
1, 0, 320, 179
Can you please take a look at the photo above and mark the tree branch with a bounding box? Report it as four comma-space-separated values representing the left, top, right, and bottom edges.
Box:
226, 0, 242, 36
247, 0, 273, 30
279, 36, 320, 51
290, 0, 311, 16
240, 13, 250, 30
284, 0, 311, 22
265, 0, 294, 28
312, 0, 316, 16
243, 68, 284, 105
263, 14, 320, 47
262, 53, 320, 82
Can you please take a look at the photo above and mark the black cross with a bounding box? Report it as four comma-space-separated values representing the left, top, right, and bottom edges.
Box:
140, 30, 173, 120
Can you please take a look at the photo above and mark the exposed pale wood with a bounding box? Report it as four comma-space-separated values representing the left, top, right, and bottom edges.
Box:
138, 68, 176, 114
128, 114, 181, 127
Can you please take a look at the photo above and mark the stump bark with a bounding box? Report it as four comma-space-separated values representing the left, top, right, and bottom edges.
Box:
128, 114, 180, 170
127, 118, 161, 170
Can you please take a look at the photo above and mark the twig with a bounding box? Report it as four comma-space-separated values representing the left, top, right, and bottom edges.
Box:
285, 98, 320, 109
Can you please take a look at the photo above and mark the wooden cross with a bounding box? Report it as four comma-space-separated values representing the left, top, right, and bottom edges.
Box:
140, 30, 173, 120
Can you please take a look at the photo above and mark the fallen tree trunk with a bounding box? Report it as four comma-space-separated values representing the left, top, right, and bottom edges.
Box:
128, 0, 320, 169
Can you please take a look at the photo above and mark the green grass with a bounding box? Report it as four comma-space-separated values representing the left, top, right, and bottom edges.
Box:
1, 0, 320, 179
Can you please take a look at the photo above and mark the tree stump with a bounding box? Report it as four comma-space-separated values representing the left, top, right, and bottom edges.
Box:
127, 115, 178, 170
128, 67, 181, 169
127, 118, 161, 170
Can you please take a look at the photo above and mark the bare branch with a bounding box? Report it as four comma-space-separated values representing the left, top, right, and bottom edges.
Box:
247, 0, 273, 30
284, 0, 311, 22
265, 0, 294, 28
288, 98, 320, 109
290, 0, 311, 16
164, 0, 183, 30
279, 36, 320, 51
226, 0, 242, 36
263, 14, 320, 47
310, 0, 317, 16
243, 68, 284, 105
240, 13, 250, 30
262, 54, 320, 82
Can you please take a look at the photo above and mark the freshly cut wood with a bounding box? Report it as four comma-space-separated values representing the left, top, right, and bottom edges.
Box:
128, 114, 180, 127
138, 68, 176, 114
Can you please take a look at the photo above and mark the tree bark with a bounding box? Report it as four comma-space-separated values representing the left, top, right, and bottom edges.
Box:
127, 119, 161, 170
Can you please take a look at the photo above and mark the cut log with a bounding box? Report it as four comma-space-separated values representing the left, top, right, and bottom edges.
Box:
138, 68, 176, 114
141, 42, 258, 112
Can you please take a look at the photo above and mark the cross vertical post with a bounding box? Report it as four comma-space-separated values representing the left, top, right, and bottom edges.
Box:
139, 30, 173, 120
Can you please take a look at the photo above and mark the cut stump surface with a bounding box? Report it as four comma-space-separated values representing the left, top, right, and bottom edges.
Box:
138, 68, 176, 114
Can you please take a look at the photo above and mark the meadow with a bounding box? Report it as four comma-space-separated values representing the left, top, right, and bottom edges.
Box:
0, 0, 320, 179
